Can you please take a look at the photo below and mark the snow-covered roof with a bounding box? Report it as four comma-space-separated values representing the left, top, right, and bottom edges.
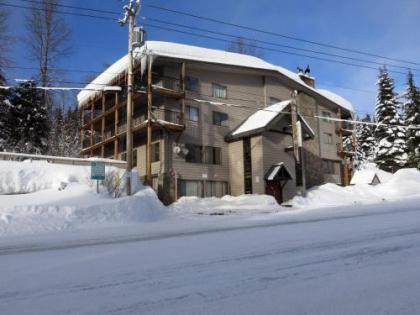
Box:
232, 101, 291, 136
317, 89, 354, 112
77, 41, 354, 113
265, 163, 292, 181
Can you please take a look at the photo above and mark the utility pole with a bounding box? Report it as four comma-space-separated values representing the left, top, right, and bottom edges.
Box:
291, 90, 306, 197
119, 0, 141, 196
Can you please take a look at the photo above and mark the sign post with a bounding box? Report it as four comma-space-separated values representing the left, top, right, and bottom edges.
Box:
91, 160, 105, 193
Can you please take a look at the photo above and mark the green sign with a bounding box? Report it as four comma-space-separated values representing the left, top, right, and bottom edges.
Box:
91, 161, 105, 180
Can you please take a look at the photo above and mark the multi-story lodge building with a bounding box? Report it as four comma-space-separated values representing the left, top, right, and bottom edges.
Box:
78, 41, 354, 204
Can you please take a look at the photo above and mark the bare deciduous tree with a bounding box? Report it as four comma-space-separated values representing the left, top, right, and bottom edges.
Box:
0, 8, 12, 82
25, 0, 72, 94
227, 37, 263, 58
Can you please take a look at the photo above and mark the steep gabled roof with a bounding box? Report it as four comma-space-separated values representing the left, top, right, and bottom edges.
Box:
265, 163, 293, 181
226, 101, 315, 141
77, 41, 354, 114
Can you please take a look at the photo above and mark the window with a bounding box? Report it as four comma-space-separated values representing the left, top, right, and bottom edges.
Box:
203, 146, 222, 165
187, 105, 199, 122
322, 111, 332, 123
179, 180, 202, 197
322, 160, 337, 174
152, 142, 160, 162
212, 83, 227, 99
186, 76, 199, 92
213, 111, 229, 126
324, 132, 333, 144
205, 181, 228, 198
179, 180, 228, 198
185, 144, 203, 163
269, 97, 281, 105
185, 144, 221, 165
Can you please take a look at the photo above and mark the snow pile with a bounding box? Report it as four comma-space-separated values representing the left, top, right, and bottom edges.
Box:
171, 194, 282, 215
0, 161, 166, 236
0, 160, 93, 194
289, 168, 420, 209
0, 184, 165, 237
350, 163, 393, 184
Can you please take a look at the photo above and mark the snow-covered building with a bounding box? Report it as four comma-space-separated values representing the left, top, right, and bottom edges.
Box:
78, 41, 354, 204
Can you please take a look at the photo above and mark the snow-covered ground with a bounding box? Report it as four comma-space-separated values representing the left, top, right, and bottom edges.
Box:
1, 197, 420, 314
1, 161, 420, 314
1, 161, 420, 238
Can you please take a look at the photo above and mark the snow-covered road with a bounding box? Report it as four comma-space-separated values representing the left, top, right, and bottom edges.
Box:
1, 203, 420, 314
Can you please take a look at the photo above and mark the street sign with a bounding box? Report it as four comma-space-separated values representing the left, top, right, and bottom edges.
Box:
91, 161, 105, 180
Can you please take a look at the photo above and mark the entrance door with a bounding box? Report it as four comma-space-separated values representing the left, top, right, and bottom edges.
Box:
265, 180, 283, 204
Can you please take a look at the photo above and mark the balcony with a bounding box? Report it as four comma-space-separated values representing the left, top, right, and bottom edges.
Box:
104, 126, 115, 140
118, 123, 127, 134
152, 75, 184, 99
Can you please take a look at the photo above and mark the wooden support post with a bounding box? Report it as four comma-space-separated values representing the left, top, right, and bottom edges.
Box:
338, 108, 349, 186
114, 106, 119, 159
291, 90, 306, 196
101, 93, 105, 157
290, 91, 300, 164
146, 57, 153, 185
80, 106, 84, 156
180, 62, 186, 126
90, 101, 94, 154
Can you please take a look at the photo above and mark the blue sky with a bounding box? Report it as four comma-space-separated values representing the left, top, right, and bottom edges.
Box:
5, 0, 420, 116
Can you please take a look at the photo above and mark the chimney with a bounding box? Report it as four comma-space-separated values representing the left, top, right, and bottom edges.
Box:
298, 73, 315, 88
297, 65, 315, 88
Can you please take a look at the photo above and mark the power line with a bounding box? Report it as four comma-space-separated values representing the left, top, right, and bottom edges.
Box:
142, 3, 420, 67
0, 85, 120, 91
10, 0, 420, 69
3, 64, 123, 75
12, 0, 420, 73
0, 79, 386, 125
0, 2, 117, 21
16, 0, 120, 16
142, 22, 412, 77
141, 16, 420, 73
4, 1, 420, 76
3, 1, 417, 78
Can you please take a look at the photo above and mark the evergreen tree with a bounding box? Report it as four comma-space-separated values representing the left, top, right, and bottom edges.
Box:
355, 114, 376, 165
374, 67, 407, 171
48, 104, 80, 157
0, 75, 13, 151
48, 106, 65, 156
63, 106, 81, 157
404, 71, 420, 169
9, 81, 50, 154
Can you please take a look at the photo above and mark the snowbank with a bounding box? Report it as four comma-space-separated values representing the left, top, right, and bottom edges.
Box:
289, 168, 420, 209
171, 194, 282, 215
0, 161, 166, 236
0, 184, 165, 236
0, 160, 97, 194
350, 163, 393, 185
